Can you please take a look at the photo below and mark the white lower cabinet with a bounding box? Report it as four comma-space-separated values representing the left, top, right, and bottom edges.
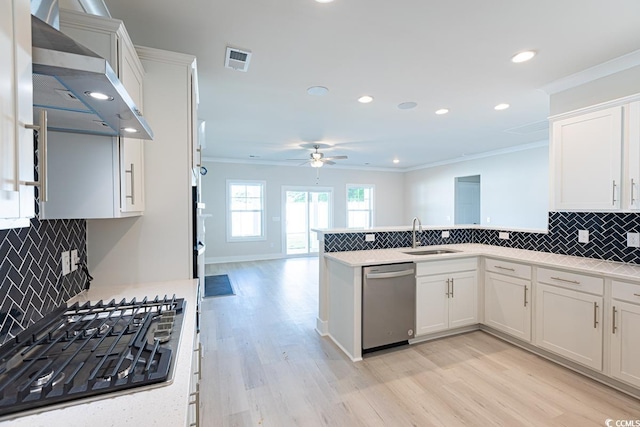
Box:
610, 281, 640, 388
535, 283, 603, 371
416, 259, 477, 336
484, 272, 531, 342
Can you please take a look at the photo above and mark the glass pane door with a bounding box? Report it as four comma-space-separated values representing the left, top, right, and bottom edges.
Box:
285, 189, 331, 255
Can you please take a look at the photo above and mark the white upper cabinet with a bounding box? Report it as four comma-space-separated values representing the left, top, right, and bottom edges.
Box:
551, 106, 623, 211
40, 10, 146, 219
550, 98, 640, 212
0, 0, 35, 229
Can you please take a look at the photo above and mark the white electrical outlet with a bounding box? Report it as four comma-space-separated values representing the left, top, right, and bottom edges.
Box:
70, 249, 79, 271
487, 217, 491, 223
365, 234, 375, 242
627, 232, 640, 248
499, 232, 509, 240
578, 230, 589, 244
61, 251, 71, 276
442, 230, 450, 238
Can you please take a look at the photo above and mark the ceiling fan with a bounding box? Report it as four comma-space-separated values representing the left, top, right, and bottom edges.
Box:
287, 143, 348, 168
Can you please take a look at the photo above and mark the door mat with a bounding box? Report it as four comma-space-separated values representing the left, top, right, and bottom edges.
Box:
204, 274, 235, 297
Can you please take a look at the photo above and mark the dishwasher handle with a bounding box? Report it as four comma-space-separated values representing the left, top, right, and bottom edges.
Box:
365, 269, 415, 280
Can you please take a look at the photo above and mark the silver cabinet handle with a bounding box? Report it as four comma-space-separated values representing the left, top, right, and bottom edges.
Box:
612, 180, 617, 206
494, 265, 515, 272
593, 302, 599, 329
23, 110, 48, 202
125, 163, 135, 204
632, 179, 637, 205
445, 278, 450, 297
612, 306, 617, 334
450, 278, 454, 298
550, 276, 580, 285
524, 285, 528, 307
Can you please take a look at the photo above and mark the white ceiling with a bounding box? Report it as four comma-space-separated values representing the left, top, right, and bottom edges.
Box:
103, 0, 640, 170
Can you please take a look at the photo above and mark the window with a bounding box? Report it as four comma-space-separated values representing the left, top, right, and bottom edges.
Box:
346, 185, 374, 228
227, 180, 265, 241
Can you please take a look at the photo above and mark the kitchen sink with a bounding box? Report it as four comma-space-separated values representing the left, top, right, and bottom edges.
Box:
401, 249, 460, 255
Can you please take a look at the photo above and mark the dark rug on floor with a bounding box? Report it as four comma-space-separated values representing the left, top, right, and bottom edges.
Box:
204, 274, 235, 297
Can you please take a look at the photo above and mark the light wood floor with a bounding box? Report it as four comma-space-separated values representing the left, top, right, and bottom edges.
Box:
201, 258, 640, 427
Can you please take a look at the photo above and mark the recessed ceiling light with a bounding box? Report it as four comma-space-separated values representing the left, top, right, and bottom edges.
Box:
85, 91, 113, 101
435, 108, 449, 115
358, 95, 374, 104
307, 86, 329, 96
315, 0, 334, 3
393, 159, 400, 164
511, 50, 536, 63
122, 127, 138, 133
494, 103, 510, 111
397, 102, 417, 110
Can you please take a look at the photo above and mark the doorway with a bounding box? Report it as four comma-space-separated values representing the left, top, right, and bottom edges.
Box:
454, 175, 481, 224
283, 188, 332, 255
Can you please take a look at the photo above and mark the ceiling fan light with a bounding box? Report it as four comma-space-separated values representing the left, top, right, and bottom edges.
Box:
311, 160, 324, 168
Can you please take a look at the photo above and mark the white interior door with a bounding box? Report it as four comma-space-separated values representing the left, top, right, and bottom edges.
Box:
284, 188, 331, 255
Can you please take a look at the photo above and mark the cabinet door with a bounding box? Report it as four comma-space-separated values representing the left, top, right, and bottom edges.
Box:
611, 301, 640, 388
119, 38, 145, 213
535, 283, 603, 370
0, 0, 33, 227
448, 271, 477, 329
416, 275, 449, 335
484, 272, 531, 341
551, 106, 623, 210
628, 102, 640, 210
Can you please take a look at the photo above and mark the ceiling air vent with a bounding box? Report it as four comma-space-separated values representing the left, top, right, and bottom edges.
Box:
504, 120, 549, 136
225, 47, 252, 72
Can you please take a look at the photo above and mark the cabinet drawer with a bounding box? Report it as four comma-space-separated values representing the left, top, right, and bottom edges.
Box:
485, 258, 531, 280
415, 257, 477, 276
537, 267, 603, 296
612, 280, 640, 304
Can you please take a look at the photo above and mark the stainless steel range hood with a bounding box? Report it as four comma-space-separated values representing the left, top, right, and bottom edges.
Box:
31, 14, 153, 140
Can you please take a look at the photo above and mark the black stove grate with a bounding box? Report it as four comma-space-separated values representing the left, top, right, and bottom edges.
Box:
0, 295, 185, 418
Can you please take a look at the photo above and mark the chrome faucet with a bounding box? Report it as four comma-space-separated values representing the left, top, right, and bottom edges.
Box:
412, 217, 423, 248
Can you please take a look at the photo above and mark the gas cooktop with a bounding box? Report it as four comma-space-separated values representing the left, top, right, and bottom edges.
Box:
0, 296, 185, 418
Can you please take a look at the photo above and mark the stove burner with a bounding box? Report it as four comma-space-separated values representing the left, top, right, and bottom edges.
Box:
29, 369, 65, 393
96, 359, 133, 382
73, 323, 110, 337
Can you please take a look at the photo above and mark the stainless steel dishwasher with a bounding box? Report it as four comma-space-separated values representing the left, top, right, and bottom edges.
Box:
362, 263, 416, 351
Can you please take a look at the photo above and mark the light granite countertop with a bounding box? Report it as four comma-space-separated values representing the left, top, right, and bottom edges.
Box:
0, 279, 199, 427
324, 243, 640, 281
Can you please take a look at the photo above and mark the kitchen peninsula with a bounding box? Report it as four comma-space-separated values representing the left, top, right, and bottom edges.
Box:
316, 227, 640, 400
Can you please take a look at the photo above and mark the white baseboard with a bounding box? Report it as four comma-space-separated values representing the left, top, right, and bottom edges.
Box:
206, 253, 286, 264
315, 318, 329, 336
328, 333, 362, 362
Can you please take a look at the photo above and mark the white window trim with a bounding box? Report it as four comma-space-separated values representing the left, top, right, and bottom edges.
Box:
346, 184, 375, 229
226, 179, 267, 242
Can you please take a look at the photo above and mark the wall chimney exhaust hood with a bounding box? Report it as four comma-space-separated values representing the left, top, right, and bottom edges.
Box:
31, 15, 153, 140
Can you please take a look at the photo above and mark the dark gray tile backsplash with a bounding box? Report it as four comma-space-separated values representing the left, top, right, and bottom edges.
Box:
0, 218, 86, 346
324, 212, 640, 265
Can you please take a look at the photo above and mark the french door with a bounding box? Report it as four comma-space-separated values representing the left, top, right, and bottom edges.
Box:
283, 188, 332, 255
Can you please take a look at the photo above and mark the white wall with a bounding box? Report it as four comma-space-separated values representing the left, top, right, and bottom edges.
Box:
404, 145, 549, 230
203, 162, 405, 262
88, 48, 195, 287
551, 65, 640, 115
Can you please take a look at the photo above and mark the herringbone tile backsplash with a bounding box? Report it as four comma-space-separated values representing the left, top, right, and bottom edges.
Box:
0, 218, 86, 346
325, 212, 640, 264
